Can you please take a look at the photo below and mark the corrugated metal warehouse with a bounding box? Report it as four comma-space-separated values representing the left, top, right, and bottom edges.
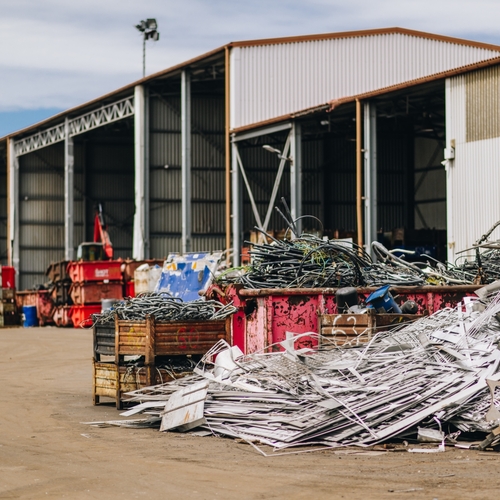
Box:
2, 27, 500, 289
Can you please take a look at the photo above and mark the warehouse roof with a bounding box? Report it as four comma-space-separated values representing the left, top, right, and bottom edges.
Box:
2, 27, 500, 141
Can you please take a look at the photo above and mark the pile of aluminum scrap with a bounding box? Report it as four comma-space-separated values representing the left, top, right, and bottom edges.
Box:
89, 289, 500, 453
91, 293, 237, 325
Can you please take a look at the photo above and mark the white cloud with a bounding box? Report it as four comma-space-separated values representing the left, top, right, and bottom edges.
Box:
0, 0, 500, 112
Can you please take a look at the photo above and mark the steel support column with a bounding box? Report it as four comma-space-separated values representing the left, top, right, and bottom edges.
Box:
64, 117, 75, 260
7, 138, 19, 281
290, 121, 302, 235
231, 141, 242, 266
181, 70, 192, 254
445, 78, 455, 264
363, 102, 377, 257
133, 84, 148, 259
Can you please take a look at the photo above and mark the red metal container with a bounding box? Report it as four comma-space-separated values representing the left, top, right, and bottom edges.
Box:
2, 266, 16, 289
211, 284, 481, 355
53, 305, 73, 327
69, 305, 102, 328
69, 281, 123, 305
67, 261, 123, 283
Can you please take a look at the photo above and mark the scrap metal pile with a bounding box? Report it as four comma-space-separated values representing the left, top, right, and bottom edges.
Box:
91, 292, 237, 325
90, 287, 500, 453
216, 224, 500, 289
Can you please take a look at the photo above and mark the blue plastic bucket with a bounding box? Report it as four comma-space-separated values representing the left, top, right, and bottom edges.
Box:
22, 305, 38, 327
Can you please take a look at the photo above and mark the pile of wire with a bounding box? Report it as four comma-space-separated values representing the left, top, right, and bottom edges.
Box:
234, 235, 367, 289
216, 232, 429, 289
91, 292, 237, 325
451, 249, 500, 284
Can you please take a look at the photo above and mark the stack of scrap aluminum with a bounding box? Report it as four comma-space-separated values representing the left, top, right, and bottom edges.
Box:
95, 290, 500, 453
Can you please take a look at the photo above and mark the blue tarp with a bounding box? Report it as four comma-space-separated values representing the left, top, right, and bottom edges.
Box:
154, 251, 222, 302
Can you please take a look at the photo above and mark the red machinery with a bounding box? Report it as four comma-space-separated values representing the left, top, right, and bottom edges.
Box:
93, 203, 113, 260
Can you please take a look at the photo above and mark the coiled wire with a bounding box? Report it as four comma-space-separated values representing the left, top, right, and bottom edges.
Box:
91, 292, 237, 326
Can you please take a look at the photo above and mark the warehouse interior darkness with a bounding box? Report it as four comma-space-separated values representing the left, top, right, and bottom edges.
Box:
238, 79, 447, 262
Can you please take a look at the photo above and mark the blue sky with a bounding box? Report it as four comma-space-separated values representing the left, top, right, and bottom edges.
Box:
1, 0, 500, 137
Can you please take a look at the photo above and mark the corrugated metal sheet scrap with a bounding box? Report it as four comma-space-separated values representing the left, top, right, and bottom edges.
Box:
90, 287, 500, 454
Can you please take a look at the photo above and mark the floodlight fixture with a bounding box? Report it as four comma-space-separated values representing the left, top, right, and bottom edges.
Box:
262, 144, 291, 161
135, 18, 160, 78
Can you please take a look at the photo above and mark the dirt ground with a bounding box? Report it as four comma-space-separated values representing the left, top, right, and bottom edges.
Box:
1, 327, 500, 500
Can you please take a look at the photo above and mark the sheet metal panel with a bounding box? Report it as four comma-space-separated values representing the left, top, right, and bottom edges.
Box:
0, 152, 6, 263
324, 137, 356, 232
231, 34, 500, 129
149, 94, 226, 255
84, 141, 134, 258
191, 236, 226, 252
192, 202, 225, 234
150, 235, 181, 258
18, 144, 65, 289
414, 138, 446, 230
447, 71, 500, 261
150, 201, 181, 234
301, 138, 323, 228
466, 66, 500, 142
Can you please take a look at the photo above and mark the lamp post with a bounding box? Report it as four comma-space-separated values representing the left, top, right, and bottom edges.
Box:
135, 18, 160, 78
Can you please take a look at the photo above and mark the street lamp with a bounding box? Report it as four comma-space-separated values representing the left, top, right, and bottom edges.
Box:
262, 144, 291, 161
135, 18, 160, 78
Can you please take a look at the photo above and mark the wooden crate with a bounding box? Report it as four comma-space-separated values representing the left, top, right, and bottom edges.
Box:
93, 360, 192, 407
93, 316, 230, 408
115, 316, 231, 358
319, 311, 422, 346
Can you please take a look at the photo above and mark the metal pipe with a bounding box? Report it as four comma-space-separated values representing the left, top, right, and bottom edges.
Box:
64, 117, 74, 261
225, 46, 231, 261
364, 102, 377, 258
231, 141, 241, 267
6, 138, 11, 266
8, 139, 19, 283
133, 84, 146, 259
290, 122, 302, 235
181, 70, 192, 254
356, 99, 363, 251
445, 78, 455, 264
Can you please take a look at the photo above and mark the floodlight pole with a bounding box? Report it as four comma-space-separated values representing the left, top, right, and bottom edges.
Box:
135, 19, 159, 79
142, 35, 146, 78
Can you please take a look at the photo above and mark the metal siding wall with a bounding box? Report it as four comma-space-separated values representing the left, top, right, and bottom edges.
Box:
414, 137, 446, 230
232, 34, 500, 128
191, 236, 226, 253
378, 134, 408, 231
466, 66, 500, 142
18, 143, 65, 290
149, 95, 226, 256
73, 143, 86, 248
150, 236, 181, 258
302, 138, 323, 228
150, 95, 182, 256
0, 150, 6, 263
448, 72, 500, 260
84, 141, 134, 258
324, 138, 357, 232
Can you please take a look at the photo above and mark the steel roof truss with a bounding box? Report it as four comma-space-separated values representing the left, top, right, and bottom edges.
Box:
14, 96, 134, 156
